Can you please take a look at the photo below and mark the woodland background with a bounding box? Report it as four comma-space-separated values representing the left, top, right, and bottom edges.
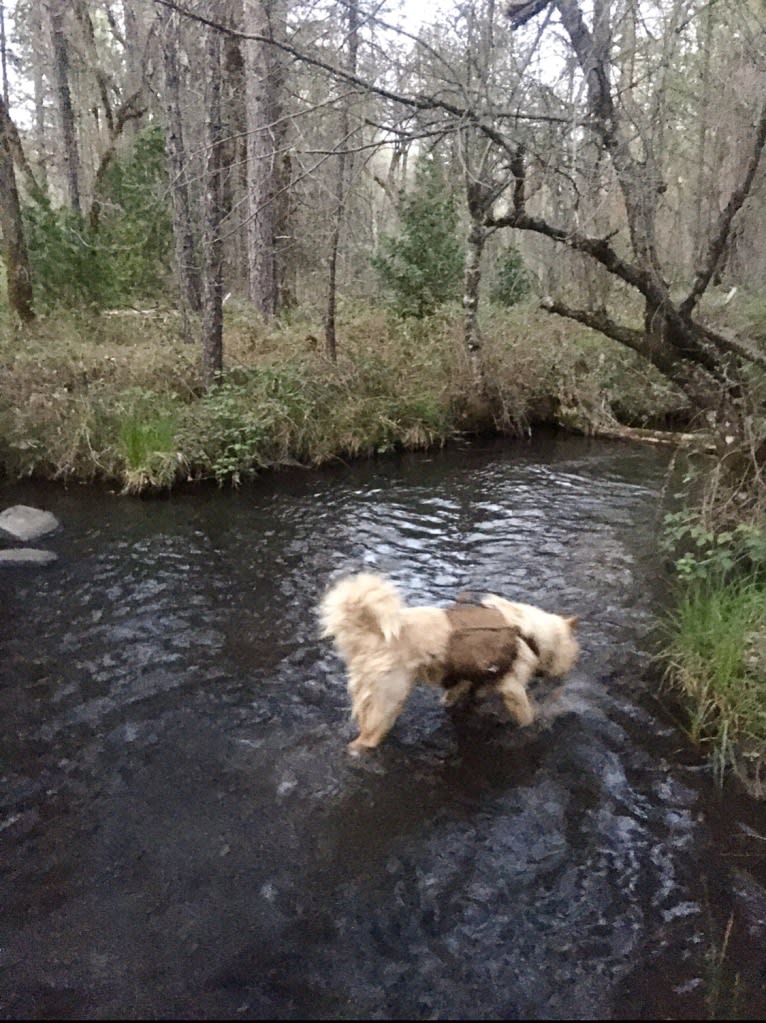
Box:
0, 0, 764, 396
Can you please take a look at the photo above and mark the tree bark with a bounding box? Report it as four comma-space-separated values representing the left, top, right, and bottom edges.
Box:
47, 0, 81, 216
159, 5, 202, 321
0, 97, 35, 322
201, 19, 225, 387
244, 0, 284, 319
324, 0, 360, 361
463, 185, 489, 388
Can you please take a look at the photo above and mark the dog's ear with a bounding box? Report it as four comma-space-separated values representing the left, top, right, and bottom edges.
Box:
565, 615, 579, 631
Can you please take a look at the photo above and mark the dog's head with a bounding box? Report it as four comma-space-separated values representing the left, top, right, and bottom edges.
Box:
547, 614, 579, 677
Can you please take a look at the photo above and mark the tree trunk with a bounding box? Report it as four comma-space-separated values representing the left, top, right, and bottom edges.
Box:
0, 97, 34, 322
159, 5, 202, 323
47, 0, 81, 216
0, 0, 9, 108
201, 20, 225, 388
463, 204, 487, 389
29, 0, 48, 194
324, 0, 360, 361
244, 0, 284, 319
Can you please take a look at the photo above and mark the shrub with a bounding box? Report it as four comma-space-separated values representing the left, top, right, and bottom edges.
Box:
23, 126, 173, 311
372, 159, 464, 319
489, 245, 531, 307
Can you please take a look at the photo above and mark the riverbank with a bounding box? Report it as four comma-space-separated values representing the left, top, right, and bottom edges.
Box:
0, 302, 687, 493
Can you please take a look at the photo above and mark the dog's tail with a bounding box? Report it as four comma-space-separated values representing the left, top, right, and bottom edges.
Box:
318, 572, 405, 644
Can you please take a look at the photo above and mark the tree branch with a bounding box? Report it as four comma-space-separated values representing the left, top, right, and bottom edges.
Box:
681, 97, 766, 317
507, 1, 552, 29
697, 322, 766, 372
0, 96, 45, 202
540, 297, 655, 358
486, 204, 649, 293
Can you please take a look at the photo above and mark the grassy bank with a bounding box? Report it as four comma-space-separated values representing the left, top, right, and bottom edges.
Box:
656, 296, 766, 798
660, 512, 766, 797
0, 301, 684, 492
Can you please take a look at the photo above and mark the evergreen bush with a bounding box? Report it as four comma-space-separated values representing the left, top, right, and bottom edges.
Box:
490, 244, 531, 307
372, 159, 464, 318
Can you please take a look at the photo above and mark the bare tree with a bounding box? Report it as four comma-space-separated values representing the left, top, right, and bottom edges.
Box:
0, 96, 35, 322
200, 15, 227, 387
324, 0, 360, 360
47, 0, 81, 215
72, 1, 150, 232
244, 0, 287, 319
493, 0, 766, 428
158, 4, 203, 320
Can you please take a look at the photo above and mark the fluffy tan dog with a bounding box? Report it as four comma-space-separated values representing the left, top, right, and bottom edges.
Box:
318, 572, 579, 753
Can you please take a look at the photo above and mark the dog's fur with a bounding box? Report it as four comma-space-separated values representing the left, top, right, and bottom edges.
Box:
318, 572, 579, 752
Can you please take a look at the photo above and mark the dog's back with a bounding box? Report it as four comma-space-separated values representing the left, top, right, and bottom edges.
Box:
442, 604, 520, 685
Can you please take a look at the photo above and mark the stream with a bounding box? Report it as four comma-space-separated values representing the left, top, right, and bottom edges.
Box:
2, 431, 766, 1020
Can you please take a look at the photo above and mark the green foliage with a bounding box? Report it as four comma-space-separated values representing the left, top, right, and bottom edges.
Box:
660, 510, 766, 581
489, 244, 532, 307
23, 126, 173, 310
23, 201, 111, 309
371, 159, 464, 318
178, 365, 317, 485
95, 126, 174, 299
661, 573, 766, 786
116, 394, 179, 493
660, 506, 766, 791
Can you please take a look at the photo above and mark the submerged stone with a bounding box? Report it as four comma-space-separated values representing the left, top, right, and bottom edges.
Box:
0, 547, 58, 566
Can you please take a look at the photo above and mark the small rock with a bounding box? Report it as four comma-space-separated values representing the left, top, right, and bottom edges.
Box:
0, 505, 60, 542
0, 548, 58, 566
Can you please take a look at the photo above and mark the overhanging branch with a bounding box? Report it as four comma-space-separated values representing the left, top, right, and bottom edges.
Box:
486, 206, 649, 293
681, 97, 766, 317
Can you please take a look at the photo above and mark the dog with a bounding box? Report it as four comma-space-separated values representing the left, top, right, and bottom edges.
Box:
318, 572, 579, 753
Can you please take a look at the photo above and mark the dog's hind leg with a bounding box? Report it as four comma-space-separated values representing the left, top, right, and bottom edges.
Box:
441, 679, 473, 707
348, 669, 414, 753
496, 670, 535, 727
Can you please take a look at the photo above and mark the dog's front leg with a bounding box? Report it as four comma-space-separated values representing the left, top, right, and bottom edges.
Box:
348, 669, 414, 752
496, 671, 535, 727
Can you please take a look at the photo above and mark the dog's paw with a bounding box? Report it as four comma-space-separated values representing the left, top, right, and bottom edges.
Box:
347, 737, 377, 755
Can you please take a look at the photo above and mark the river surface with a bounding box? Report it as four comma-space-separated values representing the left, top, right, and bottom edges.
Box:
2, 431, 766, 1020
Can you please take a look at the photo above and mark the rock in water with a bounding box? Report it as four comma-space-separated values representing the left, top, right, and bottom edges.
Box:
0, 548, 58, 567
0, 505, 60, 542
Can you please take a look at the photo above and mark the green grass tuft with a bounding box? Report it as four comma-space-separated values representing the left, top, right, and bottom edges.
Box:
661, 573, 766, 789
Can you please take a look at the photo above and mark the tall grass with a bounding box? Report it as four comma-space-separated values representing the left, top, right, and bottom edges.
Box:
661, 573, 766, 790
118, 408, 179, 494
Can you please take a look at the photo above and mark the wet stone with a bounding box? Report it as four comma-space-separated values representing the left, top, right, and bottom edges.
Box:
0, 547, 58, 566
0, 504, 59, 542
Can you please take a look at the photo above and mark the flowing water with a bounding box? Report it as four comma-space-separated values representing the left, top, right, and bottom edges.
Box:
2, 432, 765, 1020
